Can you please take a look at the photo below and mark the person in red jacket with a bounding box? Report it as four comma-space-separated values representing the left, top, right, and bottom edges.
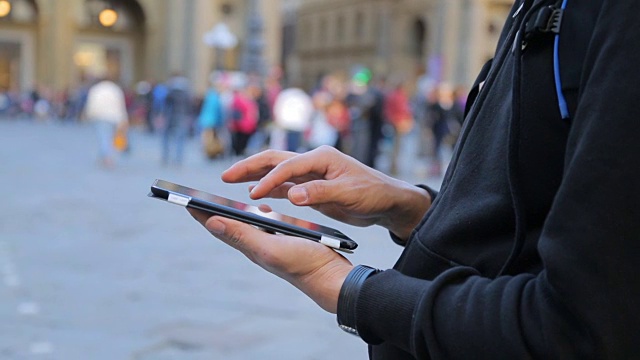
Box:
384, 80, 414, 175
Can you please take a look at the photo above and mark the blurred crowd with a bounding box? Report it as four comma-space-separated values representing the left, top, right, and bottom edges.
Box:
0, 67, 467, 175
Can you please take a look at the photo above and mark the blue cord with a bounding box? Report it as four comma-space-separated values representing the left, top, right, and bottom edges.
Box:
554, 0, 570, 120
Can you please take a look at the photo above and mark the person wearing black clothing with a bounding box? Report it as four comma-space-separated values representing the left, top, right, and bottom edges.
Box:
365, 79, 386, 169
160, 74, 193, 166
426, 84, 464, 176
188, 1, 640, 358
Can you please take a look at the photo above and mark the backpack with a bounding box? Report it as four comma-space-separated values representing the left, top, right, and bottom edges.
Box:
465, 0, 598, 122
523, 0, 598, 121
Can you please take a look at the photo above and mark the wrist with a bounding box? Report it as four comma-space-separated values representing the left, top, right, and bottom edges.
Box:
380, 181, 431, 241
297, 262, 353, 314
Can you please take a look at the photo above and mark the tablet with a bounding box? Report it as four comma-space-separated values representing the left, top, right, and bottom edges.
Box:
148, 179, 358, 251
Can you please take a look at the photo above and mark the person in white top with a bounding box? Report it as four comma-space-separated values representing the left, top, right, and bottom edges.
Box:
84, 79, 128, 167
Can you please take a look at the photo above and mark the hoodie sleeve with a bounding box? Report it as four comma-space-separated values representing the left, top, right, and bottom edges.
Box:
353, 2, 640, 358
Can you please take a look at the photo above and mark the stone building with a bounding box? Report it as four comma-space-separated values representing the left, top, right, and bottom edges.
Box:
0, 0, 282, 94
286, 0, 513, 90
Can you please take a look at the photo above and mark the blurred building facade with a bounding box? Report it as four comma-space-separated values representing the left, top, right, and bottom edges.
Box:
0, 0, 282, 94
286, 0, 514, 90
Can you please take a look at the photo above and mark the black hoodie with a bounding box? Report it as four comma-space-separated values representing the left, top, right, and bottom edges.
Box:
349, 1, 640, 358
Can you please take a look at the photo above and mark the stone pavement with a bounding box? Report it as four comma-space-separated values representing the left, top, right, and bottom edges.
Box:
0, 119, 443, 360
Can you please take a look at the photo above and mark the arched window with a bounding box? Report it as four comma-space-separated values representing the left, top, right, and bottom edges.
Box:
74, 0, 146, 86
81, 0, 145, 31
412, 19, 426, 58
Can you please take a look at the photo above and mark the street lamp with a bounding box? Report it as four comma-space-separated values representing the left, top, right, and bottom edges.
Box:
98, 8, 118, 27
203, 22, 238, 70
0, 0, 11, 18
241, 0, 265, 76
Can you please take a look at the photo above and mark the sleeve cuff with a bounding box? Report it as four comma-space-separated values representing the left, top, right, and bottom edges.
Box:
355, 269, 428, 348
336, 265, 381, 336
389, 184, 439, 247
416, 184, 439, 203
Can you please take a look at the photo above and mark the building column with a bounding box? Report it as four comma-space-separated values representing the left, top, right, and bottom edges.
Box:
37, 0, 75, 90
441, 1, 462, 84
192, 0, 219, 94
454, 0, 473, 85
165, 0, 186, 76
374, 0, 392, 76
469, 0, 489, 85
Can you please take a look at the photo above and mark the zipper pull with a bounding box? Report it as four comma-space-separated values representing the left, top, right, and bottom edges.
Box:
513, 2, 525, 18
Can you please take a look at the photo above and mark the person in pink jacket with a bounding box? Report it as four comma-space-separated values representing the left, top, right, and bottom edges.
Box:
228, 86, 258, 156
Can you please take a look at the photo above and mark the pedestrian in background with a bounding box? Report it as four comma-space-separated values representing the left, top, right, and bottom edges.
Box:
324, 78, 351, 152
244, 82, 272, 154
150, 80, 169, 134
228, 80, 258, 157
384, 78, 414, 175
198, 76, 225, 160
272, 87, 313, 152
83, 76, 128, 168
427, 83, 463, 177
345, 68, 377, 165
160, 72, 193, 167
307, 91, 338, 149
366, 76, 387, 170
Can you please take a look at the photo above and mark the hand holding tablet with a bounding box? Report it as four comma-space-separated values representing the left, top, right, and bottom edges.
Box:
149, 179, 358, 251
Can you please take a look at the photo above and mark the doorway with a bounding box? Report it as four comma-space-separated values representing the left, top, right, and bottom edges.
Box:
73, 36, 134, 86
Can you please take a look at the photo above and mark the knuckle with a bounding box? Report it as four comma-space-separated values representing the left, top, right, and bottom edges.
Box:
264, 149, 280, 158
226, 228, 244, 248
317, 145, 335, 154
308, 182, 327, 200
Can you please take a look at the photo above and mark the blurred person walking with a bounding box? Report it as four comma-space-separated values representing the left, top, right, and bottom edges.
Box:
324, 79, 351, 152
84, 77, 129, 168
384, 79, 414, 175
427, 84, 462, 176
345, 68, 377, 165
66, 78, 91, 122
272, 87, 313, 152
198, 77, 225, 159
308, 91, 338, 149
228, 81, 258, 157
366, 77, 387, 169
160, 73, 193, 167
265, 66, 282, 118
150, 80, 169, 134
244, 83, 272, 154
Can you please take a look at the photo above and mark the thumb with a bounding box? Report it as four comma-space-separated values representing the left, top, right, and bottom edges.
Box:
205, 216, 261, 253
288, 180, 336, 206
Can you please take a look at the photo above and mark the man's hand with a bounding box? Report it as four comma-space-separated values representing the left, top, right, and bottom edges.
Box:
189, 208, 353, 313
222, 146, 431, 241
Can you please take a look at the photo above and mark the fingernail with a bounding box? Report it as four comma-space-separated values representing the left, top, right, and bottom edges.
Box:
289, 187, 309, 204
249, 182, 260, 197
207, 219, 226, 235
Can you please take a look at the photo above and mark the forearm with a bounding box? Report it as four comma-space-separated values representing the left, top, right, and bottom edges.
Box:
353, 268, 582, 359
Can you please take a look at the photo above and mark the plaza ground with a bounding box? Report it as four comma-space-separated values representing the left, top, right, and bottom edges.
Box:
0, 119, 442, 360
